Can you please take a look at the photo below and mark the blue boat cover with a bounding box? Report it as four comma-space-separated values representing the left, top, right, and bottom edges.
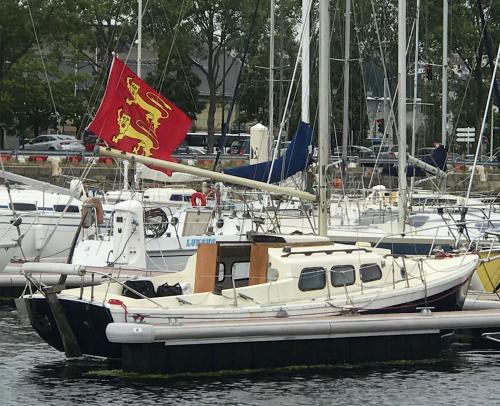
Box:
224, 121, 313, 183
382, 145, 448, 177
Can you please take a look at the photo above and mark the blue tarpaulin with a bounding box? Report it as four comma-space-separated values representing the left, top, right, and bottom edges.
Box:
382, 145, 448, 177
224, 121, 313, 183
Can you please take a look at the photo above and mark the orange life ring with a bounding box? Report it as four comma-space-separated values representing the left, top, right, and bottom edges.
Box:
332, 178, 343, 189
191, 192, 207, 207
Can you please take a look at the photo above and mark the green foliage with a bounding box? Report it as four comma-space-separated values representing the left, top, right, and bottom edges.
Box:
0, 0, 497, 154
239, 0, 301, 135
142, 0, 203, 118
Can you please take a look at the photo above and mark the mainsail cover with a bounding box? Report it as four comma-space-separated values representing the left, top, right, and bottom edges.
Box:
224, 121, 313, 183
382, 145, 448, 177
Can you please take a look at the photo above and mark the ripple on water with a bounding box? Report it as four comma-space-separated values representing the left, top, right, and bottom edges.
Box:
1, 308, 500, 405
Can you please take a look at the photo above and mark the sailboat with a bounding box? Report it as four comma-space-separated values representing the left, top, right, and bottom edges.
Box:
21, 0, 479, 360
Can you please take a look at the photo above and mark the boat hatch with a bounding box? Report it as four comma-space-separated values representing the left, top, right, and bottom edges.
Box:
213, 244, 252, 294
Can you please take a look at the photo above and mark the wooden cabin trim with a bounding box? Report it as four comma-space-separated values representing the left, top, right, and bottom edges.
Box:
194, 243, 218, 293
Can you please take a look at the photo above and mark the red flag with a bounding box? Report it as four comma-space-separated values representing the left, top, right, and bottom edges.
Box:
88, 56, 191, 171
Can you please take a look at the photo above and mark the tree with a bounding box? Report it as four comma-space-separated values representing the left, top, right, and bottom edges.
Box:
142, 0, 204, 119
420, 0, 499, 152
183, 0, 268, 152
238, 0, 301, 137
0, 0, 44, 82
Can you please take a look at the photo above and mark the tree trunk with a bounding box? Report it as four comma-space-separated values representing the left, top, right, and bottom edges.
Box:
207, 81, 217, 153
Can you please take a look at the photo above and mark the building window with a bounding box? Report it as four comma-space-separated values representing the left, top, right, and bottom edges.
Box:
298, 267, 326, 291
360, 263, 382, 283
331, 265, 355, 287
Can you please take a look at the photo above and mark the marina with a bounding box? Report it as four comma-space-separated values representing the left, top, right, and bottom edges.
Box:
0, 0, 499, 402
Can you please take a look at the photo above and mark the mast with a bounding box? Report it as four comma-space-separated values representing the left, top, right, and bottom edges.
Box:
410, 0, 420, 190
441, 0, 448, 146
342, 0, 351, 166
137, 0, 142, 79
131, 0, 143, 190
301, 0, 310, 123
318, 0, 330, 237
397, 0, 407, 228
269, 0, 275, 141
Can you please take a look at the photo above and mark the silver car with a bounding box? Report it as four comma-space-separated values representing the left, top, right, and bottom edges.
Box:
23, 134, 85, 152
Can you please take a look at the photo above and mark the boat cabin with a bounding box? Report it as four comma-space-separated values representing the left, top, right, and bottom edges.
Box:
0, 187, 82, 213
192, 236, 335, 295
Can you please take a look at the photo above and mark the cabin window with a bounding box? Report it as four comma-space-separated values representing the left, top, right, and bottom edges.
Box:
331, 265, 355, 287
231, 262, 250, 281
53, 204, 79, 213
9, 203, 36, 211
298, 267, 326, 291
170, 194, 191, 202
360, 263, 382, 283
217, 263, 225, 282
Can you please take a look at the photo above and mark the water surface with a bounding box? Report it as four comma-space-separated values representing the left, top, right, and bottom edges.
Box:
1, 307, 499, 405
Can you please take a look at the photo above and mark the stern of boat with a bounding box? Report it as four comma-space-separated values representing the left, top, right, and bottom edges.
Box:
24, 295, 121, 359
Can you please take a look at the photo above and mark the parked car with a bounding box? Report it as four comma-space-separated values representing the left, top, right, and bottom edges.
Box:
358, 144, 398, 167
83, 132, 105, 152
23, 134, 85, 152
173, 140, 206, 155
332, 145, 372, 159
229, 139, 250, 155
415, 147, 435, 158
372, 144, 398, 160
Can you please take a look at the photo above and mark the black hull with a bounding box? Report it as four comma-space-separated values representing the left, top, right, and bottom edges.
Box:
24, 279, 469, 360
124, 333, 444, 374
26, 297, 121, 359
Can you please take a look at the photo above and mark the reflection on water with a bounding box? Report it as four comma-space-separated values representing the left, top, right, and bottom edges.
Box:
1, 307, 500, 405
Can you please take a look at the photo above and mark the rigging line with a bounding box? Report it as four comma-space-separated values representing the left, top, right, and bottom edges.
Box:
352, 0, 373, 147
121, 3, 148, 71
26, 0, 57, 116
466, 44, 500, 205
368, 0, 399, 138
447, 0, 495, 148
365, 19, 416, 195
264, 0, 313, 184
84, 1, 131, 125
157, 0, 198, 112
34, 157, 97, 261
0, 155, 22, 257
158, 0, 187, 84
213, 0, 262, 172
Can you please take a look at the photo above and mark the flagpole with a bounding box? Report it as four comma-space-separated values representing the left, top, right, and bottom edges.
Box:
137, 0, 142, 79
97, 147, 317, 202
132, 0, 143, 190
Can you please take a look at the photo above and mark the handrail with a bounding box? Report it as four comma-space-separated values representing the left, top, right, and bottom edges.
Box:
22, 266, 168, 309
282, 248, 370, 257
